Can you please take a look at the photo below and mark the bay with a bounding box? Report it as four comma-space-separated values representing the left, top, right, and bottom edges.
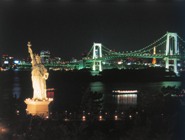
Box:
0, 71, 183, 118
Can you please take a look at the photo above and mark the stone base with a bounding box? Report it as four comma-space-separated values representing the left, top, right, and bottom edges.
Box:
24, 98, 53, 117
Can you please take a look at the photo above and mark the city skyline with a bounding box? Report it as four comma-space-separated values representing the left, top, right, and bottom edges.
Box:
0, 0, 185, 61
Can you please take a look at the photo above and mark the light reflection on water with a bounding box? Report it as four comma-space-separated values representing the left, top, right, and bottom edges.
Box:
89, 82, 105, 93
12, 75, 21, 99
113, 94, 137, 105
89, 81, 182, 111
161, 81, 181, 87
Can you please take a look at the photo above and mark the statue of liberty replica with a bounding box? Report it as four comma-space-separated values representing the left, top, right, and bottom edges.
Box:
28, 42, 49, 100
25, 42, 52, 117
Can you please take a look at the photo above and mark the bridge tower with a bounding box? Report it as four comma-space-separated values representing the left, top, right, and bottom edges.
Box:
152, 46, 157, 65
165, 32, 179, 74
92, 43, 102, 71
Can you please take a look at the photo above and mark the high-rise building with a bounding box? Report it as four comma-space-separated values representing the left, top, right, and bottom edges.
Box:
40, 50, 50, 64
1, 54, 9, 66
1, 54, 14, 69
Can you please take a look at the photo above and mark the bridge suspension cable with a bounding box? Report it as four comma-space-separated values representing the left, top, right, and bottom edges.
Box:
102, 45, 112, 54
177, 35, 185, 50
126, 33, 167, 54
87, 44, 94, 57
177, 34, 185, 43
138, 39, 167, 54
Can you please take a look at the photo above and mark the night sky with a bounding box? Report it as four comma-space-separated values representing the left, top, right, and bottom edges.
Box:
0, 0, 185, 61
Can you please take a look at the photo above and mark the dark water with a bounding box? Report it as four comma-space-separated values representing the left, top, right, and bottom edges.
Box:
0, 71, 183, 117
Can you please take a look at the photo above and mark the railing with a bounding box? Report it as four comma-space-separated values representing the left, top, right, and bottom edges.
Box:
85, 53, 184, 62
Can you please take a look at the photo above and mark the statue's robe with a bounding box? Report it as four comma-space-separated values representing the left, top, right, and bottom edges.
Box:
31, 64, 48, 100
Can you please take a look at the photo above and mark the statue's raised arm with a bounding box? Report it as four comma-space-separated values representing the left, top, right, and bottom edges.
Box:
28, 42, 33, 59
27, 42, 36, 66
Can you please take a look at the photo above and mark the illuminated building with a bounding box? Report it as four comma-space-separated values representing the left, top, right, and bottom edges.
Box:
1, 54, 9, 66
40, 50, 50, 64
50, 57, 62, 64
1, 54, 14, 69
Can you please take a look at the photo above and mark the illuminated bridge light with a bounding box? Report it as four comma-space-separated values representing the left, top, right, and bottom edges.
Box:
114, 115, 119, 120
64, 118, 69, 121
82, 115, 86, 121
99, 115, 103, 121
16, 110, 20, 115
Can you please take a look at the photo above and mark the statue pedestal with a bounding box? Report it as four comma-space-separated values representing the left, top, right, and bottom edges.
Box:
24, 98, 53, 118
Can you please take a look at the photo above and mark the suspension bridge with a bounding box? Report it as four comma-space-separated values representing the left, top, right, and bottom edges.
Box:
84, 32, 185, 74
17, 32, 185, 75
